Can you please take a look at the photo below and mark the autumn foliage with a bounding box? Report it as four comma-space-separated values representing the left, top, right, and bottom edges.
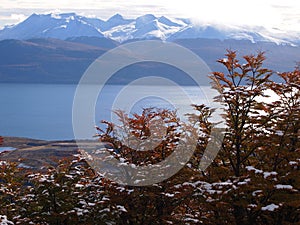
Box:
0, 51, 299, 224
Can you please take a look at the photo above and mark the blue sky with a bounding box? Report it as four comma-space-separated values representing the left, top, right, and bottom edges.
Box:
0, 0, 299, 32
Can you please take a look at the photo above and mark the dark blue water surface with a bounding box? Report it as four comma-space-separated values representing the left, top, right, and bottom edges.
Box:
0, 83, 212, 140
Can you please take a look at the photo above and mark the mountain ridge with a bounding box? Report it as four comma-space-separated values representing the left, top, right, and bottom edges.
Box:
0, 37, 299, 84
0, 12, 299, 45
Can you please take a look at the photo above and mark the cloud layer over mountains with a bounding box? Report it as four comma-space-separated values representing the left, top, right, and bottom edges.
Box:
0, 13, 299, 45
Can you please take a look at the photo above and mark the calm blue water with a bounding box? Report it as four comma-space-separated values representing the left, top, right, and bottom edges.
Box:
0, 84, 215, 140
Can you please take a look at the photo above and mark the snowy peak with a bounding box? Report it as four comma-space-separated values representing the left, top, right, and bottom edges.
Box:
104, 14, 187, 41
135, 14, 157, 28
107, 13, 125, 22
133, 19, 164, 40
103, 13, 133, 31
106, 13, 133, 23
0, 12, 104, 40
158, 16, 185, 27
0, 12, 298, 45
168, 25, 228, 40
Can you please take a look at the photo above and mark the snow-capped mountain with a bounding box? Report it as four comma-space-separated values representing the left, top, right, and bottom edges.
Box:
0, 12, 298, 45
0, 13, 105, 40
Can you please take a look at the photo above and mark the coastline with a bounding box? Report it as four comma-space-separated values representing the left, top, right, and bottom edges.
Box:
0, 136, 84, 170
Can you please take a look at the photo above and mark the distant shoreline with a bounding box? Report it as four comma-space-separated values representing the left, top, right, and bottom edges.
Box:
0, 136, 76, 148
0, 136, 99, 170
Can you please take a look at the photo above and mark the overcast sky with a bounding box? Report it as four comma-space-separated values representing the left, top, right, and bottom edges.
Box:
0, 0, 299, 32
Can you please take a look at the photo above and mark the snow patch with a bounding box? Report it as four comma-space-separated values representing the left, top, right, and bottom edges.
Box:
275, 184, 293, 190
252, 190, 263, 196
51, 13, 61, 19
246, 166, 263, 174
261, 203, 279, 211
165, 193, 175, 197
75, 184, 84, 188
0, 215, 14, 225
263, 171, 277, 179
117, 205, 127, 212
289, 161, 297, 166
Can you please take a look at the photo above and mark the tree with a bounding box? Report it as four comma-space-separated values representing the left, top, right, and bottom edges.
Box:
210, 50, 272, 177
255, 67, 300, 223
16, 157, 124, 225
198, 51, 300, 224
0, 161, 24, 220
93, 107, 212, 224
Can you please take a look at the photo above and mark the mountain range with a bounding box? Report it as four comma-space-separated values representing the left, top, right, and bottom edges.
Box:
0, 12, 299, 45
1, 36, 299, 84
0, 12, 299, 84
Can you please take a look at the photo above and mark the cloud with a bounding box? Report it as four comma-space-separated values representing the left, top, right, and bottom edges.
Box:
0, 0, 299, 32
0, 13, 26, 27
269, 2, 300, 31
